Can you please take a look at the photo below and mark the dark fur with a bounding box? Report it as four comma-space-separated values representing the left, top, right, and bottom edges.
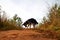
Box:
23, 18, 38, 28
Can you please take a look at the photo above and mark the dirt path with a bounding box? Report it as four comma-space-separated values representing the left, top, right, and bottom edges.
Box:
0, 30, 57, 40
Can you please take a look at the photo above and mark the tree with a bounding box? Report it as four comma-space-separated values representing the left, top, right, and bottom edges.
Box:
12, 14, 22, 27
13, 14, 18, 22
17, 17, 22, 26
47, 4, 60, 30
42, 17, 47, 24
39, 4, 60, 30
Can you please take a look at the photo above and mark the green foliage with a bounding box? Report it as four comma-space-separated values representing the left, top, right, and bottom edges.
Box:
12, 14, 22, 26
17, 17, 22, 26
0, 6, 23, 30
38, 4, 60, 30
13, 14, 18, 21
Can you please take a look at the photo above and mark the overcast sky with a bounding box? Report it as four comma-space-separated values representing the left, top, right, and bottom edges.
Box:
0, 0, 60, 23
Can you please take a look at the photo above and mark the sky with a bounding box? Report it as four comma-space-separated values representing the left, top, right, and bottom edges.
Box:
0, 0, 60, 23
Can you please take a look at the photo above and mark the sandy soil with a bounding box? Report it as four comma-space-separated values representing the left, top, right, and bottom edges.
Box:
0, 30, 57, 40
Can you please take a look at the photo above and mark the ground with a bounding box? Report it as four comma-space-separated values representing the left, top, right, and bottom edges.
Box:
0, 30, 57, 40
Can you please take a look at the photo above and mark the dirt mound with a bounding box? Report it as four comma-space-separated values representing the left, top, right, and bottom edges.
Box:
0, 30, 57, 40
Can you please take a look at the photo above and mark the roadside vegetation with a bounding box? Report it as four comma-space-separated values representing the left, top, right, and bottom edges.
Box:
0, 6, 23, 30
37, 4, 60, 40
